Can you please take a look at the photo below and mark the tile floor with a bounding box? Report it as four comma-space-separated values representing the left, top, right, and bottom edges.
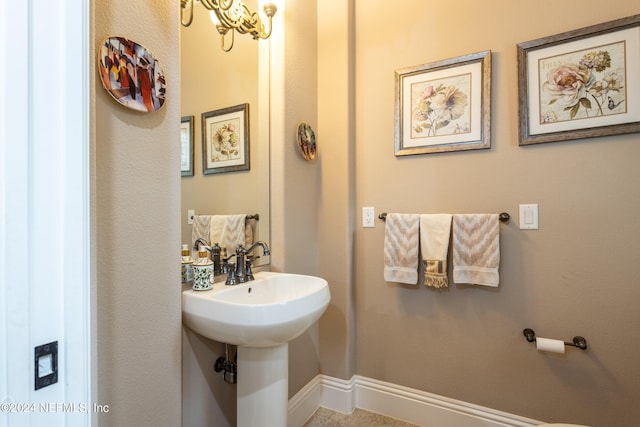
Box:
302, 407, 420, 426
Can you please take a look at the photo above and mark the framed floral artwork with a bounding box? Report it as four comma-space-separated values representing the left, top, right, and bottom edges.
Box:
394, 50, 491, 156
201, 103, 250, 174
517, 14, 640, 145
181, 116, 194, 177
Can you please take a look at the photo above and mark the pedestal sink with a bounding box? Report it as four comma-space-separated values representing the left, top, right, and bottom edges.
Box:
182, 271, 330, 427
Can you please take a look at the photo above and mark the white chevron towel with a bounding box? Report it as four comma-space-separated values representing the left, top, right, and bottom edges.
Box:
191, 215, 212, 251
210, 214, 253, 255
383, 213, 420, 285
452, 214, 500, 286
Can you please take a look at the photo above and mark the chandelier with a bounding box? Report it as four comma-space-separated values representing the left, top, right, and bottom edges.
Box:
180, 0, 277, 52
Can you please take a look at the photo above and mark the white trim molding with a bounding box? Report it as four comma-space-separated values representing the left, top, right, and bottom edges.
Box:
1, 1, 91, 426
288, 375, 542, 427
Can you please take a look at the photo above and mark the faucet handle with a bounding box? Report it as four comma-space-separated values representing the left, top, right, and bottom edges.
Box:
222, 253, 236, 273
225, 268, 237, 286
244, 258, 255, 281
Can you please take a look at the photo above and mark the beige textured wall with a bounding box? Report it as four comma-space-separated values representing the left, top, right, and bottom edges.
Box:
94, 1, 181, 426
276, 0, 323, 397
348, 1, 640, 426
317, 0, 357, 382
274, 0, 320, 277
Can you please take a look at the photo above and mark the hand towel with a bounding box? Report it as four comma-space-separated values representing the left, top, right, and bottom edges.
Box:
420, 214, 453, 288
210, 214, 252, 255
383, 213, 420, 285
452, 214, 500, 287
191, 214, 212, 249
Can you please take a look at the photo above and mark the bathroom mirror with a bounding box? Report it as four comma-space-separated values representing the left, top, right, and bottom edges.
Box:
180, 0, 270, 266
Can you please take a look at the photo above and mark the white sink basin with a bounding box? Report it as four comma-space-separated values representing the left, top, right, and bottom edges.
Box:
182, 271, 330, 347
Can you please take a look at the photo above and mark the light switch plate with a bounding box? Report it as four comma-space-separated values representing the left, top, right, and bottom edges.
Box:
519, 204, 539, 230
187, 209, 195, 225
362, 207, 375, 228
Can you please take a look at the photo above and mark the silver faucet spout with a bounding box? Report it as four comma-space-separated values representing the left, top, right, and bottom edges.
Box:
244, 241, 270, 256
193, 237, 210, 251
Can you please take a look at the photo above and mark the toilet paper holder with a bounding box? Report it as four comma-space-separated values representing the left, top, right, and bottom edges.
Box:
523, 328, 588, 350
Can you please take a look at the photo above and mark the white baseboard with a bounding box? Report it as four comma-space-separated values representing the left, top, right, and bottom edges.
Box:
288, 375, 542, 427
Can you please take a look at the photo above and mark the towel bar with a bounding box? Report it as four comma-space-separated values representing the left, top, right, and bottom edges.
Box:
246, 214, 259, 221
378, 212, 510, 223
523, 328, 588, 350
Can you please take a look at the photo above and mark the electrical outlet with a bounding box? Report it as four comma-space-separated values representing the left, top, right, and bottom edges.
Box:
362, 207, 375, 228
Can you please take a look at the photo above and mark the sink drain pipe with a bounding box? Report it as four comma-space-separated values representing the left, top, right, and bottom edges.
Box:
214, 344, 237, 384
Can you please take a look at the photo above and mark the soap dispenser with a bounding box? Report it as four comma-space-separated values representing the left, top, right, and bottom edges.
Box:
192, 247, 214, 291
181, 244, 193, 284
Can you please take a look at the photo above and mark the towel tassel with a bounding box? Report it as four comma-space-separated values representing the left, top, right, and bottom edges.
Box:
425, 275, 449, 288
424, 259, 449, 288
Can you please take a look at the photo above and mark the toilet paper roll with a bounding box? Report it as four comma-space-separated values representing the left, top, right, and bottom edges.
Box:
536, 337, 565, 354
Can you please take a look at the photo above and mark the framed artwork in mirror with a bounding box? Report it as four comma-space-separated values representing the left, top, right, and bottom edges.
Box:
518, 14, 640, 145
202, 103, 250, 174
181, 116, 194, 177
394, 50, 491, 156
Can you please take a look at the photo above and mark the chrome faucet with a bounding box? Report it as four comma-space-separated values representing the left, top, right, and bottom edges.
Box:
225, 241, 270, 285
193, 237, 210, 252
244, 240, 271, 257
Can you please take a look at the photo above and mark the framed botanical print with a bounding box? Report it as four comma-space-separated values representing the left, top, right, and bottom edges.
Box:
201, 103, 250, 174
395, 50, 491, 155
518, 14, 640, 145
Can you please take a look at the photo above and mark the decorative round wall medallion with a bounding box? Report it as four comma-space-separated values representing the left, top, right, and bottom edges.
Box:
296, 122, 317, 161
98, 36, 167, 113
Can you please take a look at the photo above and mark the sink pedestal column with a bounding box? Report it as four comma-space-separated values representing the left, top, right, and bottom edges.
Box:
237, 343, 288, 427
